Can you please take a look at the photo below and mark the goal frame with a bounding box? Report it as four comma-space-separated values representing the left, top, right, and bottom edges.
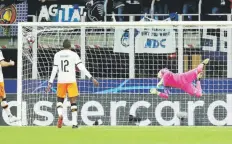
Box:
17, 21, 232, 125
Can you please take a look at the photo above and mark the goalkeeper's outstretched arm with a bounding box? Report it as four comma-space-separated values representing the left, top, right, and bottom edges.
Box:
150, 88, 169, 99
150, 77, 169, 99
157, 78, 164, 87
76, 63, 99, 87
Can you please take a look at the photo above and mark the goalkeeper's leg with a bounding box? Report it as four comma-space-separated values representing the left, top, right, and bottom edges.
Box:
197, 58, 209, 73
184, 58, 209, 83
183, 73, 203, 98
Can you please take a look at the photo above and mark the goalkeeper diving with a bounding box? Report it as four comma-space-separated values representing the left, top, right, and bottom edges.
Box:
150, 58, 210, 99
46, 39, 99, 128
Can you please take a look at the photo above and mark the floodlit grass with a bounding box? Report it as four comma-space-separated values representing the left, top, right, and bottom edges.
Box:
0, 126, 232, 144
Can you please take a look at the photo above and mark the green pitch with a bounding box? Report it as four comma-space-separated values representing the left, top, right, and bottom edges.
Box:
1, 126, 232, 144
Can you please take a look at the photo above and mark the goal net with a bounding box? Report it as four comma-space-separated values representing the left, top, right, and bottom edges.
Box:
17, 22, 232, 126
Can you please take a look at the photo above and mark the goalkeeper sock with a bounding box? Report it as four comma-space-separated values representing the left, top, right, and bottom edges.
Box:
71, 103, 78, 126
197, 64, 204, 73
1, 98, 12, 117
195, 81, 202, 97
158, 92, 169, 99
56, 102, 63, 117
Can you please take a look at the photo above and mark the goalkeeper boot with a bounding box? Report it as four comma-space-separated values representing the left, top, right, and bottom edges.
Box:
57, 115, 63, 128
9, 115, 20, 123
72, 125, 79, 129
202, 58, 210, 65
150, 88, 158, 95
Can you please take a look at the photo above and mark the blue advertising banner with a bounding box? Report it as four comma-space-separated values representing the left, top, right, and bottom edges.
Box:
5, 79, 232, 94
5, 80, 17, 93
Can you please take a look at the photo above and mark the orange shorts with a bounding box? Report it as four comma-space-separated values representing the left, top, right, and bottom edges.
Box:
0, 82, 6, 98
57, 83, 79, 98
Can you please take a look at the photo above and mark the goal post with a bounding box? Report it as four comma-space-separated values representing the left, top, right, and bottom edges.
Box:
17, 24, 23, 126
17, 21, 232, 126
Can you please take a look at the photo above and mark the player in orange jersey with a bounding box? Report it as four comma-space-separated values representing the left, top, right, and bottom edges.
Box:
0, 50, 19, 123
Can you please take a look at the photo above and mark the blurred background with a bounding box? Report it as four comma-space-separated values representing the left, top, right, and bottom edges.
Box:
0, 0, 232, 48
0, 0, 231, 79
0, 0, 231, 128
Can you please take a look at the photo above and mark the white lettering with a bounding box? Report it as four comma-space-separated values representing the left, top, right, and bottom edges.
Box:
202, 29, 217, 51
155, 101, 180, 126
2, 94, 232, 126
79, 6, 85, 16
60, 5, 72, 21
63, 99, 72, 126
33, 101, 54, 126
21, 101, 28, 126
81, 101, 104, 126
71, 9, 80, 22
49, 4, 58, 17
38, 5, 84, 22
226, 94, 232, 125
38, 6, 50, 22
110, 101, 126, 126
2, 101, 24, 126
58, 10, 63, 22
129, 101, 151, 126
208, 100, 227, 125
188, 101, 204, 126
220, 28, 227, 52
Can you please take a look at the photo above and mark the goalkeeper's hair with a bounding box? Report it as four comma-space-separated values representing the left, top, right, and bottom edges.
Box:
63, 39, 71, 49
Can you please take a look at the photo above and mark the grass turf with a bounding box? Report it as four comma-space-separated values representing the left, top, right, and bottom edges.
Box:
0, 126, 232, 144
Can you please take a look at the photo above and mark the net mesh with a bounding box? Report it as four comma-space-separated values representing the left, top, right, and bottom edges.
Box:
19, 23, 231, 126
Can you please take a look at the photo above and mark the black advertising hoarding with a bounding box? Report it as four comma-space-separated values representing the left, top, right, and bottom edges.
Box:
1, 94, 231, 126
0, 0, 104, 36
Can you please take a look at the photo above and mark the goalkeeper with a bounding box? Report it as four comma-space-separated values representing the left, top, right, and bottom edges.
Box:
150, 58, 209, 99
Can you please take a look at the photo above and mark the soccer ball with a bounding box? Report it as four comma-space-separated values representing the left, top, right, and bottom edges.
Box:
26, 35, 35, 44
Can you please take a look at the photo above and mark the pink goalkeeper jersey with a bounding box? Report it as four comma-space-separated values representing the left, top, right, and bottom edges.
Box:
158, 67, 202, 98
161, 69, 187, 88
